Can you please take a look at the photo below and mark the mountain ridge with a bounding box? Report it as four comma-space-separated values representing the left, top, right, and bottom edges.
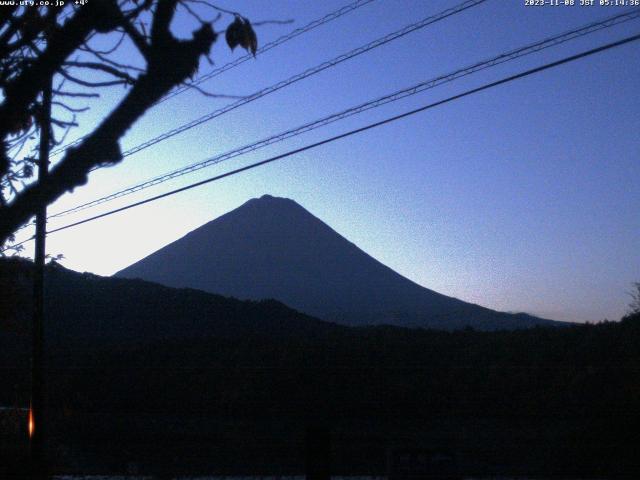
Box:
116, 194, 565, 331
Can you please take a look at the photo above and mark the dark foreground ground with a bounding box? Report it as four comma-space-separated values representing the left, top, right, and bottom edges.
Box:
1, 259, 640, 478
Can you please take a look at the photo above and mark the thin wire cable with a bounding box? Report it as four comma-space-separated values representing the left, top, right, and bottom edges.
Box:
0, 235, 34, 253
28, 32, 639, 242
160, 0, 377, 104
48, 8, 640, 219
3, 31, 638, 253
47, 0, 375, 157
49, 0, 488, 161
3, 0, 377, 234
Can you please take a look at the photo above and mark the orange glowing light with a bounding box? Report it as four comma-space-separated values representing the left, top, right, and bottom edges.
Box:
28, 408, 34, 438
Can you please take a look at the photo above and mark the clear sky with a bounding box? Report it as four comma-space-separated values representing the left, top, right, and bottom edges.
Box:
13, 0, 640, 323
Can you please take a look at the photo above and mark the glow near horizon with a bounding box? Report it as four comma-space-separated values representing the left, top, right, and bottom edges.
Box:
10, 0, 640, 324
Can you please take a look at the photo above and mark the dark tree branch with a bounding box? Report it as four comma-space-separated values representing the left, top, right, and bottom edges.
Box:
0, 1, 265, 247
52, 101, 90, 113
59, 67, 132, 88
51, 118, 78, 128
183, 81, 246, 99
251, 19, 294, 27
188, 0, 240, 17
79, 31, 127, 55
79, 47, 145, 73
63, 60, 138, 83
52, 89, 100, 98
0, 5, 218, 244
120, 17, 151, 60
0, 4, 108, 139
151, 0, 179, 45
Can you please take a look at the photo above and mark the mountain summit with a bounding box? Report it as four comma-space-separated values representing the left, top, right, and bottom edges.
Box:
116, 195, 562, 330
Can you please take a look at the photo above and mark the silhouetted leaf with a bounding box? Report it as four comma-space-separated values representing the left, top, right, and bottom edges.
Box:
225, 16, 243, 51
226, 16, 258, 56
240, 18, 258, 56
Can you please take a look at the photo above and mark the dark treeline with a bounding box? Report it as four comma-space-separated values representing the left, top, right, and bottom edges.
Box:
1, 258, 639, 477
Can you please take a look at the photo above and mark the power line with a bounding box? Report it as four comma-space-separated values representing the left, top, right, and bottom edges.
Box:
4, 31, 639, 251
49, 0, 377, 157
49, 0, 488, 162
1, 235, 35, 252
1, 0, 488, 242
159, 0, 377, 105
47, 8, 640, 219
32, 32, 640, 241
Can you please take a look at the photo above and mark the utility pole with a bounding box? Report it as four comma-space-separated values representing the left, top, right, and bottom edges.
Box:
31, 74, 52, 477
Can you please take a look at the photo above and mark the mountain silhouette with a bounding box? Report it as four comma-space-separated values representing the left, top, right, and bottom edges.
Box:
116, 195, 563, 330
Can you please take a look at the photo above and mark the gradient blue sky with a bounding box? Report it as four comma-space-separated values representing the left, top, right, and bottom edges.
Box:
14, 0, 640, 323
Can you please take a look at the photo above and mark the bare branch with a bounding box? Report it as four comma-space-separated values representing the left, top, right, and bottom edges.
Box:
180, 2, 208, 24
184, 81, 247, 100
51, 117, 79, 128
81, 47, 145, 73
0, 3, 116, 139
59, 68, 131, 88
52, 101, 90, 113
120, 16, 151, 60
63, 60, 137, 83
54, 121, 75, 147
151, 0, 180, 45
188, 0, 241, 17
252, 19, 295, 27
121, 0, 154, 20
52, 89, 100, 98
0, 5, 219, 243
80, 30, 127, 55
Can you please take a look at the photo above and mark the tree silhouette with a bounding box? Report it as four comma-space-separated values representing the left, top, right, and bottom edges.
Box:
0, 0, 258, 248
629, 281, 640, 315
